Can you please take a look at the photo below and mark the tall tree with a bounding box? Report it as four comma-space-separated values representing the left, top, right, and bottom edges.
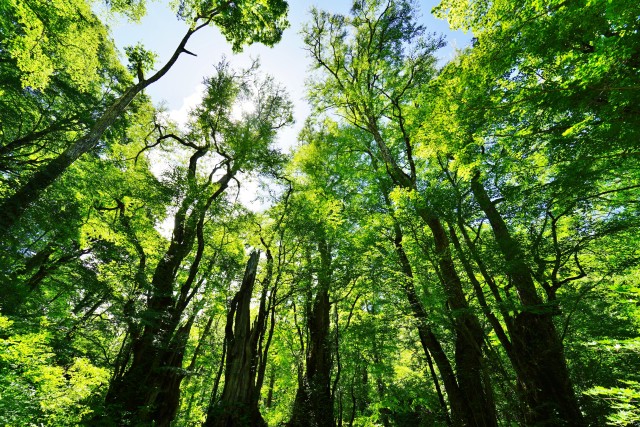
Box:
302, 2, 496, 425
422, 0, 640, 423
103, 62, 292, 425
0, 0, 289, 235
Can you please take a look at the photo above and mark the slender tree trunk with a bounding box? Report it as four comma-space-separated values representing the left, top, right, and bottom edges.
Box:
0, 19, 211, 235
209, 335, 227, 409
179, 314, 216, 423
414, 209, 497, 427
392, 221, 466, 426
369, 325, 391, 427
470, 174, 585, 426
266, 369, 276, 408
349, 380, 357, 427
337, 388, 344, 427
425, 346, 452, 427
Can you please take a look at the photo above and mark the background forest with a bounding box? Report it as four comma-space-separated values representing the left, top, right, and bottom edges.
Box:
1, 0, 639, 426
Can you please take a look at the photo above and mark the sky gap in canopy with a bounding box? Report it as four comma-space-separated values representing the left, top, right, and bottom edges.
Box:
102, 1, 471, 150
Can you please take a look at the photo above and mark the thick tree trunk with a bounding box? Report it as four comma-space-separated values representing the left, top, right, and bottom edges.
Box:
104, 241, 197, 423
289, 287, 333, 427
470, 174, 585, 426
289, 237, 335, 427
104, 311, 194, 426
205, 251, 267, 427
102, 144, 234, 423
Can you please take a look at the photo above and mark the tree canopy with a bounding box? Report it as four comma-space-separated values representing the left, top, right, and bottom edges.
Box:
1, 0, 639, 426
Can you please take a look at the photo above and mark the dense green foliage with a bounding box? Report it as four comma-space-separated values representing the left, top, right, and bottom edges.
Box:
1, 0, 638, 426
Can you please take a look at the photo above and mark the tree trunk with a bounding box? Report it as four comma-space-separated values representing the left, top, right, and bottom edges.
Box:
204, 251, 268, 427
208, 335, 227, 410
0, 20, 210, 235
289, 237, 335, 427
104, 311, 194, 425
266, 369, 276, 408
369, 315, 392, 427
415, 208, 497, 427
289, 287, 333, 427
470, 174, 585, 426
392, 221, 467, 426
102, 212, 198, 422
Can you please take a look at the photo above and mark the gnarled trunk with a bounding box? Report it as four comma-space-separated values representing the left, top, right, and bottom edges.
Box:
205, 251, 270, 427
289, 237, 335, 427
105, 310, 194, 426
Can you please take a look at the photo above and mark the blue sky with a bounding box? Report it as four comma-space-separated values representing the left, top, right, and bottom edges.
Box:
106, 1, 471, 150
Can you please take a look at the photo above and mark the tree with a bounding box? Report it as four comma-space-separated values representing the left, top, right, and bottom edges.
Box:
302, 2, 496, 425
102, 61, 292, 425
0, 0, 289, 235
421, 0, 640, 423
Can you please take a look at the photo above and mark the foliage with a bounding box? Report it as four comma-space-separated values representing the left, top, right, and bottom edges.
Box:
585, 381, 640, 426
0, 316, 110, 425
1, 0, 639, 426
2, 0, 110, 91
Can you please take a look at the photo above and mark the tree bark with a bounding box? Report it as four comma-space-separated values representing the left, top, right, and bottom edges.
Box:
470, 174, 585, 426
289, 237, 335, 427
204, 251, 268, 427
